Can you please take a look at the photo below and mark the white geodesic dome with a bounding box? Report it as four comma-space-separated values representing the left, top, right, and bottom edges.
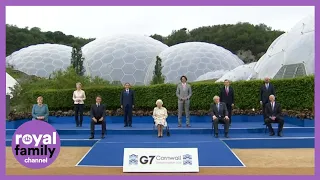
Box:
82, 34, 168, 85
158, 42, 244, 83
6, 73, 18, 96
195, 70, 228, 82
216, 62, 257, 82
6, 44, 72, 78
254, 15, 314, 79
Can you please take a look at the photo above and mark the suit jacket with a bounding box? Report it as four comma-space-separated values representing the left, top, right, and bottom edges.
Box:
120, 89, 135, 106
210, 102, 229, 118
220, 86, 234, 106
176, 83, 192, 102
90, 104, 106, 120
260, 83, 275, 104
265, 101, 282, 118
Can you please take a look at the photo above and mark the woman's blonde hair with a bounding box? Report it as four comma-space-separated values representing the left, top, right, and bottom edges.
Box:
76, 82, 82, 88
156, 99, 163, 105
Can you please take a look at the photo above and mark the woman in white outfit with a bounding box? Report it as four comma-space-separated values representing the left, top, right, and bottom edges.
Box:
152, 99, 168, 138
73, 82, 86, 127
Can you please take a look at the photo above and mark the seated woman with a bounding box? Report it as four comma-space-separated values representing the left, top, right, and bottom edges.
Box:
32, 96, 49, 122
152, 99, 168, 138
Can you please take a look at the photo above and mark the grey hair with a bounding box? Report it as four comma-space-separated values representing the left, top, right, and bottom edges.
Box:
156, 99, 163, 105
213, 96, 220, 100
269, 94, 275, 99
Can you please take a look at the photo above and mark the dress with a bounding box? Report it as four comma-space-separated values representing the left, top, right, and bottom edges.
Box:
31, 104, 49, 122
153, 107, 168, 127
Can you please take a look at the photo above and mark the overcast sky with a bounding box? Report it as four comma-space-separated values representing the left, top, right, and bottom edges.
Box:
6, 6, 314, 39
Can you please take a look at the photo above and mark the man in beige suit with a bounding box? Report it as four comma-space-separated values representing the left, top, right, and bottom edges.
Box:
176, 75, 192, 127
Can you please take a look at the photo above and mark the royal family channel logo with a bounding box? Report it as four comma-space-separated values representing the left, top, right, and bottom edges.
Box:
11, 120, 61, 169
183, 154, 192, 165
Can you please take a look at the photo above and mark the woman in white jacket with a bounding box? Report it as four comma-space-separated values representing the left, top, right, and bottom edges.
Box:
152, 99, 168, 138
73, 82, 86, 127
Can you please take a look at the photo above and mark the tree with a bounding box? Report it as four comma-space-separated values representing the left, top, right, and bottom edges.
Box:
71, 44, 85, 76
6, 24, 94, 56
150, 34, 164, 43
236, 50, 256, 64
151, 56, 165, 85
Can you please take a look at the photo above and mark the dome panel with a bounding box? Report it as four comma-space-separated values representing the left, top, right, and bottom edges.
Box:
195, 70, 228, 82
6, 73, 19, 97
6, 44, 72, 78
254, 15, 314, 79
82, 34, 168, 85
159, 42, 244, 83
216, 62, 257, 82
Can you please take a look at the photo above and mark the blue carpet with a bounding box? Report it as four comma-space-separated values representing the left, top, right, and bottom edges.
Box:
6, 115, 314, 129
6, 115, 315, 149
224, 138, 314, 149
77, 138, 244, 167
5, 133, 315, 148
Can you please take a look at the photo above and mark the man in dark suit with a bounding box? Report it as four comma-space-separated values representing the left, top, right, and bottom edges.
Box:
260, 77, 275, 124
89, 96, 106, 139
210, 95, 230, 138
120, 82, 135, 127
220, 79, 234, 125
264, 95, 284, 137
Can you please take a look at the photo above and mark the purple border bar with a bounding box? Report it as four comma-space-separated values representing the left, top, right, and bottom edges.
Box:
3, 0, 318, 6
1, 0, 318, 179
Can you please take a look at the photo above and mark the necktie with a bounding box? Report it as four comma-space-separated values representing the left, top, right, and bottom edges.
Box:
226, 87, 229, 95
266, 84, 269, 89
272, 103, 274, 111
217, 104, 219, 112
97, 104, 99, 107
126, 90, 129, 94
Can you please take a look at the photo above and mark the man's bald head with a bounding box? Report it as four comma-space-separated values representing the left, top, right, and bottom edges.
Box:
264, 77, 270, 83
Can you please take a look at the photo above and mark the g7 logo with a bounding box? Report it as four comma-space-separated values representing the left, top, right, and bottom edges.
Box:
139, 155, 155, 164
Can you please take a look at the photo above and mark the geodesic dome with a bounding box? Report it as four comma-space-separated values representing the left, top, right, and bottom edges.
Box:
6, 44, 72, 78
6, 73, 18, 96
216, 62, 257, 82
254, 15, 314, 79
158, 42, 244, 83
195, 70, 228, 82
82, 34, 168, 85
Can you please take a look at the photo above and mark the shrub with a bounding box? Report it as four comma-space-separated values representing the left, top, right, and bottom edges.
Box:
23, 76, 313, 112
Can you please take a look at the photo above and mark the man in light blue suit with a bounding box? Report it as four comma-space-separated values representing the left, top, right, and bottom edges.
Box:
176, 75, 192, 127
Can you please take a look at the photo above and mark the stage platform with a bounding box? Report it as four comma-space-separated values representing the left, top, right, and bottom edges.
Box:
76, 137, 245, 167
6, 115, 314, 168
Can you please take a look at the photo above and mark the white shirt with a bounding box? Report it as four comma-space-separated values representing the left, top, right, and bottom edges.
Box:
73, 90, 86, 104
265, 83, 269, 88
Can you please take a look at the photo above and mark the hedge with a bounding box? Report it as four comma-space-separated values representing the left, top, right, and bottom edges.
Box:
25, 76, 314, 112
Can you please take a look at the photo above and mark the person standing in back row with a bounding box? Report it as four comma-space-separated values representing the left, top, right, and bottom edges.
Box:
176, 75, 192, 127
73, 82, 86, 127
220, 79, 234, 125
260, 77, 275, 124
120, 83, 135, 127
